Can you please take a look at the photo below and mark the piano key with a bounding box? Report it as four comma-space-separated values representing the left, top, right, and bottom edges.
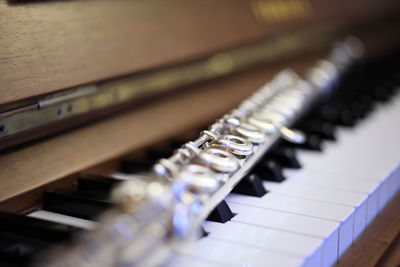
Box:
268, 145, 302, 169
182, 237, 306, 267
232, 173, 268, 197
28, 210, 96, 230
288, 133, 324, 151
0, 231, 49, 256
295, 153, 398, 208
206, 200, 234, 223
294, 94, 400, 209
226, 193, 354, 255
146, 148, 174, 161
0, 231, 48, 267
262, 182, 368, 239
0, 257, 28, 267
297, 119, 336, 141
283, 169, 379, 193
203, 221, 323, 267
253, 159, 286, 182
42, 189, 112, 220
163, 254, 226, 267
0, 212, 79, 243
119, 159, 154, 174
316, 105, 356, 126
303, 92, 400, 172
336, 93, 374, 112
112, 172, 147, 181
372, 85, 392, 102
77, 174, 121, 195
332, 99, 369, 119
297, 129, 399, 180
0, 226, 68, 266
282, 168, 381, 222
200, 226, 209, 238
228, 203, 339, 266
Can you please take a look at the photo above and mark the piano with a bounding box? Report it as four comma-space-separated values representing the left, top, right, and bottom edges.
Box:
0, 0, 400, 266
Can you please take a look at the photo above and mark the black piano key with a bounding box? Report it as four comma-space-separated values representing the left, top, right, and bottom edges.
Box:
298, 119, 336, 141
232, 173, 268, 197
372, 85, 392, 102
338, 100, 368, 119
382, 80, 398, 95
206, 200, 234, 223
393, 73, 400, 86
43, 189, 113, 220
119, 159, 154, 174
289, 133, 323, 151
0, 231, 48, 256
337, 92, 374, 109
269, 145, 302, 169
200, 227, 209, 238
339, 92, 374, 109
0, 212, 79, 243
146, 148, 174, 161
77, 174, 121, 196
316, 105, 356, 126
0, 231, 50, 266
253, 159, 286, 182
0, 258, 26, 267
167, 139, 188, 149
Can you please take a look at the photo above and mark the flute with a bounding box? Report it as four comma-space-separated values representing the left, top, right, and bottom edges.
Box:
36, 37, 362, 267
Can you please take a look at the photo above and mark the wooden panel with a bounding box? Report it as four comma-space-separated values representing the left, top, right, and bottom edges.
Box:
376, 233, 400, 267
0, 54, 318, 203
1, 0, 399, 105
0, 0, 292, 105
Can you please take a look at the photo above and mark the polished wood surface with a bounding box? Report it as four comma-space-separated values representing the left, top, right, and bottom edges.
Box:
0, 0, 295, 105
0, 54, 319, 203
1, 0, 399, 106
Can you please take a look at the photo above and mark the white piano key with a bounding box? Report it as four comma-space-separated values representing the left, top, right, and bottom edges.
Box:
379, 165, 400, 210
182, 237, 305, 267
112, 172, 146, 180
163, 254, 225, 267
366, 186, 380, 223
388, 166, 400, 198
228, 202, 339, 267
280, 169, 380, 223
263, 181, 367, 208
226, 193, 354, 255
227, 193, 354, 224
203, 221, 323, 267
290, 153, 398, 221
28, 210, 97, 230
262, 182, 368, 239
283, 168, 380, 193
298, 148, 397, 183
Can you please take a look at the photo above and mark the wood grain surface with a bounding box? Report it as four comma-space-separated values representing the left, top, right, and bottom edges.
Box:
0, 54, 318, 203
1, 0, 399, 106
0, 0, 298, 105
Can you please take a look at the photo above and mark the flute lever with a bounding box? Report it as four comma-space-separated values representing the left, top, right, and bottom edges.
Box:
266, 119, 305, 144
279, 124, 306, 144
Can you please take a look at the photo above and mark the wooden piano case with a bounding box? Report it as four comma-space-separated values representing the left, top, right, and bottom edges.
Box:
0, 0, 400, 266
